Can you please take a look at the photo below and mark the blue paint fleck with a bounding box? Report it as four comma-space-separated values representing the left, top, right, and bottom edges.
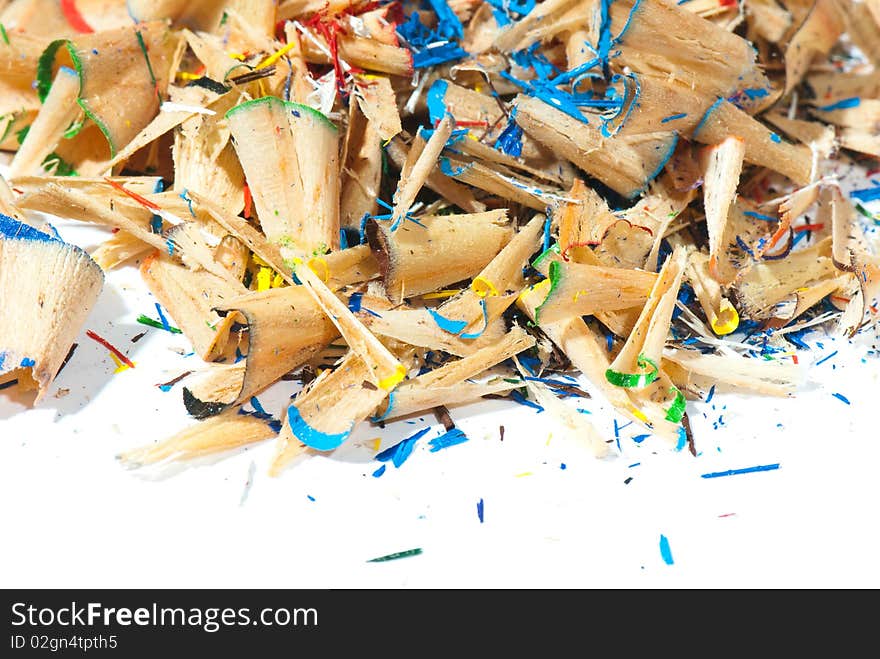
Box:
743, 211, 777, 223
815, 350, 838, 366
832, 392, 851, 405
372, 464, 386, 478
701, 463, 780, 478
376, 427, 432, 468
477, 498, 484, 523
428, 428, 469, 452
659, 534, 674, 565
816, 97, 860, 112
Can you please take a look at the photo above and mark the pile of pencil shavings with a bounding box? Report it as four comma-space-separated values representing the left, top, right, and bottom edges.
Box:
0, 0, 878, 474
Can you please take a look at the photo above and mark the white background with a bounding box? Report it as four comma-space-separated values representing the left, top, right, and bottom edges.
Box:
2, 191, 880, 589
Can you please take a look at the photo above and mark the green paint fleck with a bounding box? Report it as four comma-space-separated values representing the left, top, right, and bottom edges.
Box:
367, 548, 423, 563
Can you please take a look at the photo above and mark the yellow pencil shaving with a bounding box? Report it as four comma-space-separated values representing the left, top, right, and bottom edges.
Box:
710, 300, 739, 336
519, 278, 551, 304
515, 472, 533, 478
371, 438, 382, 451
256, 41, 299, 69
421, 289, 462, 300
228, 52, 247, 61
307, 257, 330, 283
256, 267, 272, 292
176, 71, 202, 81
471, 276, 499, 298
378, 364, 407, 391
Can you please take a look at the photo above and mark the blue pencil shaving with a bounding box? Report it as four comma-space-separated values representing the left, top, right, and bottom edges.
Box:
542, 214, 552, 251
484, 0, 535, 26
735, 235, 755, 257
427, 308, 468, 334
154, 303, 172, 332
832, 392, 851, 405
1, 214, 64, 243
850, 184, 880, 204
700, 463, 780, 478
426, 0, 463, 40
495, 106, 523, 157
785, 332, 810, 350
372, 464, 386, 478
659, 534, 674, 565
770, 132, 781, 143
287, 405, 353, 451
509, 389, 544, 412
460, 299, 489, 339
632, 434, 650, 444
660, 112, 688, 123
790, 229, 810, 248
428, 428, 469, 452
396, 12, 468, 69
477, 498, 484, 523
426, 79, 449, 126
439, 157, 470, 177
376, 427, 432, 468
418, 125, 468, 146
517, 354, 541, 376
692, 96, 724, 138
249, 396, 267, 416
179, 189, 196, 216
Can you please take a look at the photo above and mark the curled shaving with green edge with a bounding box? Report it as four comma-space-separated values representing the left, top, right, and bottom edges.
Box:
605, 354, 660, 388
36, 40, 81, 103
664, 387, 686, 423
532, 259, 562, 324
530, 242, 560, 270
224, 96, 338, 132
35, 39, 116, 156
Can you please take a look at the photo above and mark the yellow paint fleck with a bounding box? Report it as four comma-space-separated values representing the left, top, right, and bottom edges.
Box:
109, 353, 132, 373
256, 267, 272, 291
